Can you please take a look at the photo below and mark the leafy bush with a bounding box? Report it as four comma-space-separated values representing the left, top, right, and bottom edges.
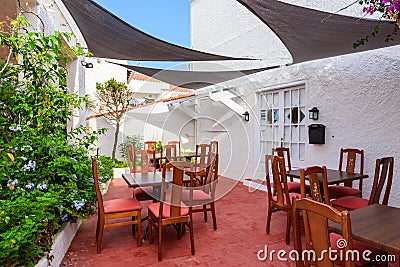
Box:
118, 134, 143, 161
0, 17, 103, 266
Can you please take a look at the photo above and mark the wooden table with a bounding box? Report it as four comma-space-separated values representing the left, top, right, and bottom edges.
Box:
286, 169, 368, 185
329, 204, 400, 255
122, 171, 172, 188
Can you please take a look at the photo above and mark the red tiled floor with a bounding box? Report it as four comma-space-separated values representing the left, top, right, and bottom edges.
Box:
61, 178, 399, 267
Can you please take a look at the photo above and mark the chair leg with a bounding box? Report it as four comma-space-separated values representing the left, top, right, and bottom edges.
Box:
131, 216, 136, 237
148, 216, 153, 244
285, 211, 291, 245
97, 217, 105, 254
137, 213, 142, 247
210, 202, 217, 230
177, 223, 182, 240
203, 204, 208, 222
266, 201, 273, 234
189, 216, 195, 256
158, 223, 163, 261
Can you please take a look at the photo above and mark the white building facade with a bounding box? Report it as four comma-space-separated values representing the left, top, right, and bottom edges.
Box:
190, 0, 400, 206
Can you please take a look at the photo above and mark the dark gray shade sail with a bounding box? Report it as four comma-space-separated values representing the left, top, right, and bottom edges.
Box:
61, 0, 252, 61
237, 0, 400, 63
112, 62, 279, 89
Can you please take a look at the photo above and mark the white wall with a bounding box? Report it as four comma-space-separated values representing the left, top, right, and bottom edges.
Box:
191, 0, 400, 206
88, 102, 196, 160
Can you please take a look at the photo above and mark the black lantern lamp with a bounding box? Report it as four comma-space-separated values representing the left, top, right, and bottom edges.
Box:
242, 111, 249, 122
308, 107, 319, 120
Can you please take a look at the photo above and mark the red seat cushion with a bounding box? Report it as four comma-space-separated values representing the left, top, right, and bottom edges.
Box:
181, 189, 212, 202
331, 196, 369, 211
133, 186, 154, 201
272, 192, 302, 205
103, 198, 142, 214
328, 185, 361, 198
148, 202, 189, 218
330, 233, 385, 266
287, 182, 301, 193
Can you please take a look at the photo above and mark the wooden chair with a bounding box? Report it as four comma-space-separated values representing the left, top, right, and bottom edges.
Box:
272, 147, 302, 193
147, 161, 195, 261
144, 141, 157, 151
328, 148, 364, 199
193, 143, 212, 185
131, 149, 157, 202
292, 198, 385, 267
168, 141, 181, 154
331, 157, 394, 211
182, 152, 218, 230
92, 157, 142, 253
126, 143, 135, 174
300, 166, 330, 205
210, 140, 219, 154
265, 155, 301, 245
161, 144, 177, 165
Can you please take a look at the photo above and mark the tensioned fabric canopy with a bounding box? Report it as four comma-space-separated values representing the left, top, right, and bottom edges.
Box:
237, 0, 400, 63
61, 0, 251, 61
112, 62, 279, 89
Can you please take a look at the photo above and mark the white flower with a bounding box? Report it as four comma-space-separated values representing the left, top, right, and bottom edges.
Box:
37, 182, 47, 191
20, 156, 27, 161
26, 183, 35, 189
22, 160, 36, 172
9, 125, 22, 132
73, 199, 86, 210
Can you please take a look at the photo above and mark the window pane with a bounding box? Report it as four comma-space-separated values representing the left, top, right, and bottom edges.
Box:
284, 126, 290, 141
284, 108, 290, 124
273, 93, 279, 107
291, 89, 299, 106
291, 126, 299, 142
284, 90, 290, 107
299, 126, 306, 142
291, 143, 298, 159
299, 144, 305, 161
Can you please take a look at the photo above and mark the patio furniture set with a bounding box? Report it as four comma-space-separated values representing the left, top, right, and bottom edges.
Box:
265, 147, 398, 266
93, 140, 219, 261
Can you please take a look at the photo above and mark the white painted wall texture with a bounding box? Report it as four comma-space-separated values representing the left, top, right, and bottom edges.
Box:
190, 0, 400, 206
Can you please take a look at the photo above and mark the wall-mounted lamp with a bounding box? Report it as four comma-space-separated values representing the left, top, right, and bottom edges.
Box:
309, 107, 319, 120
242, 111, 250, 122
81, 61, 93, 68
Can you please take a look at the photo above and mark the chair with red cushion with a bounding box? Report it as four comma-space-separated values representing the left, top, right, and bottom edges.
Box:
182, 152, 218, 230
130, 149, 157, 201
272, 147, 302, 193
266, 155, 301, 245
328, 148, 364, 199
292, 198, 386, 267
192, 143, 212, 185
331, 157, 394, 211
144, 141, 157, 151
168, 141, 181, 154
300, 166, 330, 205
92, 157, 142, 253
147, 161, 195, 261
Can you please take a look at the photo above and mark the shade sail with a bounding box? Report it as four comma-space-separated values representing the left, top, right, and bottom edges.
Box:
237, 0, 400, 63
60, 0, 252, 61
112, 62, 279, 89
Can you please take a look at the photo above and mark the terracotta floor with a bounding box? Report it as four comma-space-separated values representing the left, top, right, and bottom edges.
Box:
61, 178, 398, 267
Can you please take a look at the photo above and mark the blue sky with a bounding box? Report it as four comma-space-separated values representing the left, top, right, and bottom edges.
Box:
94, 0, 190, 69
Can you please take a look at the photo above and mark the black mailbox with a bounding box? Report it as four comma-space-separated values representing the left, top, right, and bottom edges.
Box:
308, 124, 325, 144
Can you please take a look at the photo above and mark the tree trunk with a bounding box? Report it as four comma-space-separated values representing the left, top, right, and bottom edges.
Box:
112, 122, 120, 161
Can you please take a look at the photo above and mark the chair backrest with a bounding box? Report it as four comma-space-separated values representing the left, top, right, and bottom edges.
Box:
272, 147, 292, 171
339, 148, 364, 174
126, 143, 135, 173
300, 166, 330, 205
161, 161, 194, 217
144, 141, 157, 151
202, 152, 218, 197
196, 143, 212, 169
92, 157, 104, 215
210, 141, 219, 154
369, 157, 394, 206
168, 141, 181, 154
292, 198, 355, 267
133, 149, 155, 173
161, 144, 177, 163
265, 155, 290, 207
